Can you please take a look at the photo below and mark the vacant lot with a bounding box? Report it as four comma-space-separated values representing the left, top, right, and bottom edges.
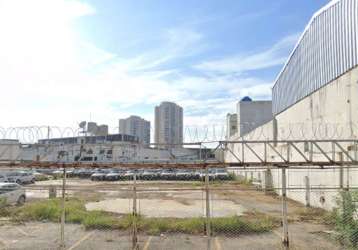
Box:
0, 179, 343, 249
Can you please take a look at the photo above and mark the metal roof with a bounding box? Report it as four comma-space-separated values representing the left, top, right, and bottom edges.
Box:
272, 0, 358, 115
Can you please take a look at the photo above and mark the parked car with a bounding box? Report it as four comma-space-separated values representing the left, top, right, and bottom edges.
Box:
6, 171, 35, 184
34, 168, 54, 175
31, 171, 51, 181
73, 168, 94, 178
0, 174, 8, 183
160, 169, 177, 180
51, 169, 64, 177
105, 170, 124, 181
199, 169, 216, 181
91, 169, 111, 181
214, 169, 230, 180
193, 170, 202, 180
0, 183, 26, 206
141, 170, 158, 180
123, 170, 134, 180
175, 170, 193, 180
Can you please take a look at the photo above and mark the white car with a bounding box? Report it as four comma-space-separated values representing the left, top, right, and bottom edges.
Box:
214, 169, 230, 180
0, 183, 26, 206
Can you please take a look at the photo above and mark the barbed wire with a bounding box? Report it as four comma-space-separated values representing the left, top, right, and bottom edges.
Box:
0, 122, 357, 144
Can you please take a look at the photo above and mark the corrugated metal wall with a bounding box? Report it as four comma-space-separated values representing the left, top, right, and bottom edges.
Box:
272, 0, 358, 115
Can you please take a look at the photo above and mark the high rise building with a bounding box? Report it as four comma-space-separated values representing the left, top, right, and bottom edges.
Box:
154, 102, 183, 148
118, 116, 151, 145
236, 97, 272, 137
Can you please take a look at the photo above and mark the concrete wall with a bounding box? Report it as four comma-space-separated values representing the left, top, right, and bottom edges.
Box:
225, 66, 358, 210
275, 66, 358, 140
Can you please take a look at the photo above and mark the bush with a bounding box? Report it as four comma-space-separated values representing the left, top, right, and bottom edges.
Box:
35, 175, 51, 182
333, 191, 358, 248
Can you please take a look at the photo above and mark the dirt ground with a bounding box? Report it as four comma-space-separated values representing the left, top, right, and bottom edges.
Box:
0, 221, 341, 250
1, 179, 343, 249
27, 179, 316, 218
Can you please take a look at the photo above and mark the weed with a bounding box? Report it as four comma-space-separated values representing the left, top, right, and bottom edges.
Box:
295, 207, 331, 224
332, 191, 358, 248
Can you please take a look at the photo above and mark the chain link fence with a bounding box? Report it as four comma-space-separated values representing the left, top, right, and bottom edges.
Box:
0, 165, 357, 249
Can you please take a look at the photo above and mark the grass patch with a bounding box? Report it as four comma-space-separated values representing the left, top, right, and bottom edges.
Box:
211, 213, 277, 235
9, 198, 122, 230
295, 207, 334, 224
2, 198, 278, 235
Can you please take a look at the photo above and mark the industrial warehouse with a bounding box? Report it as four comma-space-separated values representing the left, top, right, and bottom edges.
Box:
225, 0, 358, 210
0, 0, 357, 250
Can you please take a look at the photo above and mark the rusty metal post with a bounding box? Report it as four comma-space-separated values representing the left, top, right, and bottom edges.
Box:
281, 167, 289, 247
132, 173, 139, 250
60, 166, 66, 250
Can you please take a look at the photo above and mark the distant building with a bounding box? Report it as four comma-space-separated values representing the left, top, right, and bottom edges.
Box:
237, 97, 272, 137
226, 113, 238, 139
119, 116, 150, 145
39, 133, 138, 145
86, 122, 108, 136
155, 102, 183, 148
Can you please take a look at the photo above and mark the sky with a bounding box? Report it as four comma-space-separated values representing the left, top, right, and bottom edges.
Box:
0, 0, 330, 131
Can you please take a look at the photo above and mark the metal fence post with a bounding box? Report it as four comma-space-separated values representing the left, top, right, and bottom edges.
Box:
60, 166, 66, 250
339, 166, 344, 190
205, 166, 211, 236
132, 173, 138, 250
281, 167, 289, 247
305, 176, 310, 207
205, 165, 211, 250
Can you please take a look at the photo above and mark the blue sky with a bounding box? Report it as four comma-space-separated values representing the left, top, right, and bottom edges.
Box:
0, 0, 329, 130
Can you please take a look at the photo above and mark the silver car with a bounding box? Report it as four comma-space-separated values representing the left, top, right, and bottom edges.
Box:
6, 171, 35, 184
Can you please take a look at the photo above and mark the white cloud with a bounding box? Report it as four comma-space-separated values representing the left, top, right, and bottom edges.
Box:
194, 33, 300, 74
0, 0, 293, 142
